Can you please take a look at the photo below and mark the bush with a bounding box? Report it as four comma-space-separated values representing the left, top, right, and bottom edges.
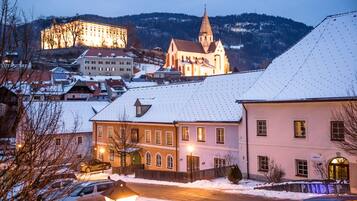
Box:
227, 164, 243, 184
264, 160, 285, 183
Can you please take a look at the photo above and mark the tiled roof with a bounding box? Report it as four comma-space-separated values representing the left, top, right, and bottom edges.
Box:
173, 39, 205, 53
92, 71, 262, 123
239, 12, 357, 102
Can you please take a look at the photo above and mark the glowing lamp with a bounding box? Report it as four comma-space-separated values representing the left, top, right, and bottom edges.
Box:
187, 145, 194, 153
99, 148, 105, 154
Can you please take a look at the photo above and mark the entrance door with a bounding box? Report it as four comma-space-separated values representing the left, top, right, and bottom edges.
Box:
187, 155, 200, 171
131, 152, 141, 165
329, 157, 349, 181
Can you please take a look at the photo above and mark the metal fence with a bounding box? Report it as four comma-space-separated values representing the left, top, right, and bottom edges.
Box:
112, 164, 145, 175
135, 166, 230, 183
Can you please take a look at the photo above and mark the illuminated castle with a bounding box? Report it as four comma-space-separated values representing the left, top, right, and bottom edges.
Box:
41, 19, 127, 49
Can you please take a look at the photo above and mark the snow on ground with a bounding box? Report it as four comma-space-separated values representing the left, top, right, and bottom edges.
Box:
76, 171, 321, 200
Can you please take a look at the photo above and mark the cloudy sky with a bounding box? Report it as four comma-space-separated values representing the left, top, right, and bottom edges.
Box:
18, 0, 357, 26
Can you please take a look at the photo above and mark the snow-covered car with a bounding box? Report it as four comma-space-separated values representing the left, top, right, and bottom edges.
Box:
62, 180, 114, 201
79, 159, 111, 173
38, 178, 77, 201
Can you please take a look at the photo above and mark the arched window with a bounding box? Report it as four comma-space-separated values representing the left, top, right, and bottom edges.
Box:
167, 155, 173, 169
145, 152, 151, 165
329, 157, 349, 180
156, 153, 162, 167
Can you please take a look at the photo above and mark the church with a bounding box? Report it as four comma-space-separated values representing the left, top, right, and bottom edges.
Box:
164, 8, 230, 76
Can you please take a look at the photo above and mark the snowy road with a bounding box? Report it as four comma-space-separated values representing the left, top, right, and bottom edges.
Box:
127, 183, 295, 201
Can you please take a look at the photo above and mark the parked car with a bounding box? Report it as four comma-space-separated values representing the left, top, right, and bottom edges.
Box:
62, 180, 114, 201
38, 178, 76, 201
79, 159, 111, 173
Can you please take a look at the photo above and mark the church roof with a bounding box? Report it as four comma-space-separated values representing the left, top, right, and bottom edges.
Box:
199, 8, 213, 36
173, 39, 205, 53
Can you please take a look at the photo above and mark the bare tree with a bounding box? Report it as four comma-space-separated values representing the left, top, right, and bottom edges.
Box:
312, 160, 329, 180
264, 160, 285, 183
67, 18, 83, 47
109, 111, 141, 174
333, 97, 357, 154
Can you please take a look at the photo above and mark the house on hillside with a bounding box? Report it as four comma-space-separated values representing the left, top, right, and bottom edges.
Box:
236, 12, 357, 193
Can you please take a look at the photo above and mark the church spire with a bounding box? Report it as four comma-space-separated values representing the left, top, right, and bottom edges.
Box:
199, 5, 213, 53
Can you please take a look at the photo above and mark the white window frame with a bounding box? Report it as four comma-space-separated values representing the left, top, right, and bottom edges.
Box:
108, 126, 114, 138
156, 153, 162, 167
145, 152, 151, 166
215, 127, 225, 144
155, 130, 162, 145
145, 130, 152, 143
97, 126, 103, 138
165, 131, 173, 146
167, 154, 174, 169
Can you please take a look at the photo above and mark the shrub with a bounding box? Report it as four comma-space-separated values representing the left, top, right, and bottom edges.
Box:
264, 160, 285, 183
227, 164, 243, 184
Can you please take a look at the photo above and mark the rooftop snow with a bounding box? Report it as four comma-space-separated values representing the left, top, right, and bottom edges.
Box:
238, 12, 357, 102
92, 71, 262, 123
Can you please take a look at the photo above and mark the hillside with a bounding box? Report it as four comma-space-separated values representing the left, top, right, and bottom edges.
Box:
33, 12, 313, 71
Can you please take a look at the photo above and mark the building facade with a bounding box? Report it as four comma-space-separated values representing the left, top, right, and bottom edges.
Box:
41, 20, 127, 49
164, 8, 230, 76
78, 49, 134, 77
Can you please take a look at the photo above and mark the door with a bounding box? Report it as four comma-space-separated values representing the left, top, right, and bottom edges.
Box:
329, 157, 349, 181
187, 155, 200, 171
131, 152, 141, 165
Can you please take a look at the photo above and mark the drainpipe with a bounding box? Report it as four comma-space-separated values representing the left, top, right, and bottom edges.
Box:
242, 104, 250, 179
174, 121, 179, 172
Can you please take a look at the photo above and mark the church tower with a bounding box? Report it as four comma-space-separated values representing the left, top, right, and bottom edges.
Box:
198, 6, 214, 53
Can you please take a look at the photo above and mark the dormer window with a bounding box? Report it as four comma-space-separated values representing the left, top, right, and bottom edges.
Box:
135, 98, 154, 117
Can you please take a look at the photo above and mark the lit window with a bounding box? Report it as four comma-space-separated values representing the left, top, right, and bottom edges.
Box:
258, 156, 269, 172
296, 159, 308, 177
182, 127, 189, 141
216, 128, 224, 144
257, 120, 267, 136
331, 121, 344, 141
294, 120, 306, 138
131, 129, 139, 143
197, 127, 206, 142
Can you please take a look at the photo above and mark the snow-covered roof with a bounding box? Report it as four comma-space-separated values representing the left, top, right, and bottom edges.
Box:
178, 71, 263, 122
92, 71, 262, 123
124, 81, 158, 89
58, 101, 109, 133
73, 75, 122, 82
238, 12, 357, 103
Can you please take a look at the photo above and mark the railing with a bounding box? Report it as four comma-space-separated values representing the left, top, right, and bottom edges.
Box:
112, 164, 144, 175
135, 166, 231, 183
254, 180, 350, 194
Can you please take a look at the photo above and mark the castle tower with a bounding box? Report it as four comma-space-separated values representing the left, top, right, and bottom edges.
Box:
198, 6, 213, 53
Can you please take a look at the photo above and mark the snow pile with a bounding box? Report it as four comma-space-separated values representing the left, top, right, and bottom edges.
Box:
77, 172, 320, 200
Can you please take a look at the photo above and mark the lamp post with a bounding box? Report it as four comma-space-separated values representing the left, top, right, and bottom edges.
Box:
187, 145, 194, 183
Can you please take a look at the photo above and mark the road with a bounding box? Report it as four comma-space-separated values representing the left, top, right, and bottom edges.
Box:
127, 182, 296, 201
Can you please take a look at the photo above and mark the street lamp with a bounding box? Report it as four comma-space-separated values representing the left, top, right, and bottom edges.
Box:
187, 145, 194, 182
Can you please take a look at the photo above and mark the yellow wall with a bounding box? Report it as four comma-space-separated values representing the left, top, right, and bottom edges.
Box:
41, 20, 127, 49
93, 121, 178, 172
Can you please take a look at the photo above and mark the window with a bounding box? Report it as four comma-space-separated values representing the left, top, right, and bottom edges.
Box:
155, 130, 162, 145
81, 186, 94, 195
216, 128, 224, 144
131, 129, 139, 143
55, 138, 61, 146
145, 152, 151, 165
77, 136, 82, 144
156, 154, 162, 167
91, 61, 96, 64
294, 120, 306, 138
258, 156, 269, 172
136, 105, 142, 116
108, 126, 114, 138
296, 159, 308, 177
97, 126, 103, 138
166, 131, 173, 146
145, 130, 151, 143
214, 158, 226, 168
109, 149, 114, 161
97, 183, 113, 192
257, 120, 267, 136
331, 121, 344, 141
197, 127, 206, 142
119, 128, 125, 139
167, 155, 173, 169
182, 127, 189, 141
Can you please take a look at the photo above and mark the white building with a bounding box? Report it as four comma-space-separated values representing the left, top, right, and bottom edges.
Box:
78, 49, 134, 77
